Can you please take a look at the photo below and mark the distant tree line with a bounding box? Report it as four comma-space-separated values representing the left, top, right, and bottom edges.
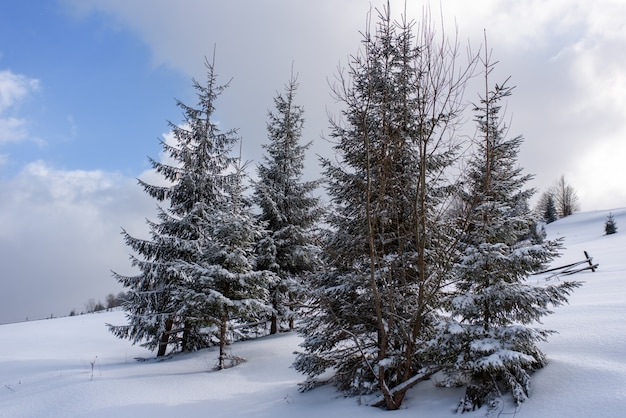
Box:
73, 291, 130, 316
107, 3, 581, 413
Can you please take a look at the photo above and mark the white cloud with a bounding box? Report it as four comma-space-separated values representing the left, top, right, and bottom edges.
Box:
0, 70, 39, 112
0, 69, 39, 144
0, 116, 27, 143
0, 161, 156, 323
434, 1, 626, 210
571, 138, 626, 211
0, 123, 191, 323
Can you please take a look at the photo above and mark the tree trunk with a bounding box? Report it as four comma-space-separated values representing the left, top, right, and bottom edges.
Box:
270, 312, 278, 335
182, 321, 190, 352
269, 289, 280, 334
218, 310, 228, 369
157, 318, 173, 357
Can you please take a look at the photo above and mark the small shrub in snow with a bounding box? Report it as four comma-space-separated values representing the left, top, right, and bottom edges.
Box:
605, 212, 618, 235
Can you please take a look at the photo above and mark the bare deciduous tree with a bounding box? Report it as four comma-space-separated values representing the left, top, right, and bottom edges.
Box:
551, 175, 580, 217
105, 293, 118, 310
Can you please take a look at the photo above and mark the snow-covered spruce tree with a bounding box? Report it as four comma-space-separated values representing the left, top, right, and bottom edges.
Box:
543, 193, 558, 224
109, 58, 270, 357
182, 160, 276, 370
536, 191, 558, 224
436, 52, 581, 410
294, 6, 475, 410
605, 212, 617, 235
253, 74, 322, 334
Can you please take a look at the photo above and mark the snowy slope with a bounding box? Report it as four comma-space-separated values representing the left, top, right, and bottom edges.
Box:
516, 208, 626, 417
1, 209, 625, 417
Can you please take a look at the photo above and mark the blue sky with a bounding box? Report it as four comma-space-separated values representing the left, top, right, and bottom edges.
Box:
0, 1, 186, 176
1, 0, 626, 324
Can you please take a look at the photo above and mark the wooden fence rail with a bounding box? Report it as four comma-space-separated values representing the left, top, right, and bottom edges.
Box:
533, 251, 598, 278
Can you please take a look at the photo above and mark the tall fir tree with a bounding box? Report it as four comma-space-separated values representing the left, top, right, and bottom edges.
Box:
181, 160, 276, 369
294, 6, 474, 410
109, 57, 272, 358
253, 74, 322, 334
437, 51, 581, 410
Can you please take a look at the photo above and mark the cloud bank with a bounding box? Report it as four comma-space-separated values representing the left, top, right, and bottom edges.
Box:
0, 161, 156, 323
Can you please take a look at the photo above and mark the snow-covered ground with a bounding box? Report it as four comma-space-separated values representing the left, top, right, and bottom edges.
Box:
1, 209, 625, 417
